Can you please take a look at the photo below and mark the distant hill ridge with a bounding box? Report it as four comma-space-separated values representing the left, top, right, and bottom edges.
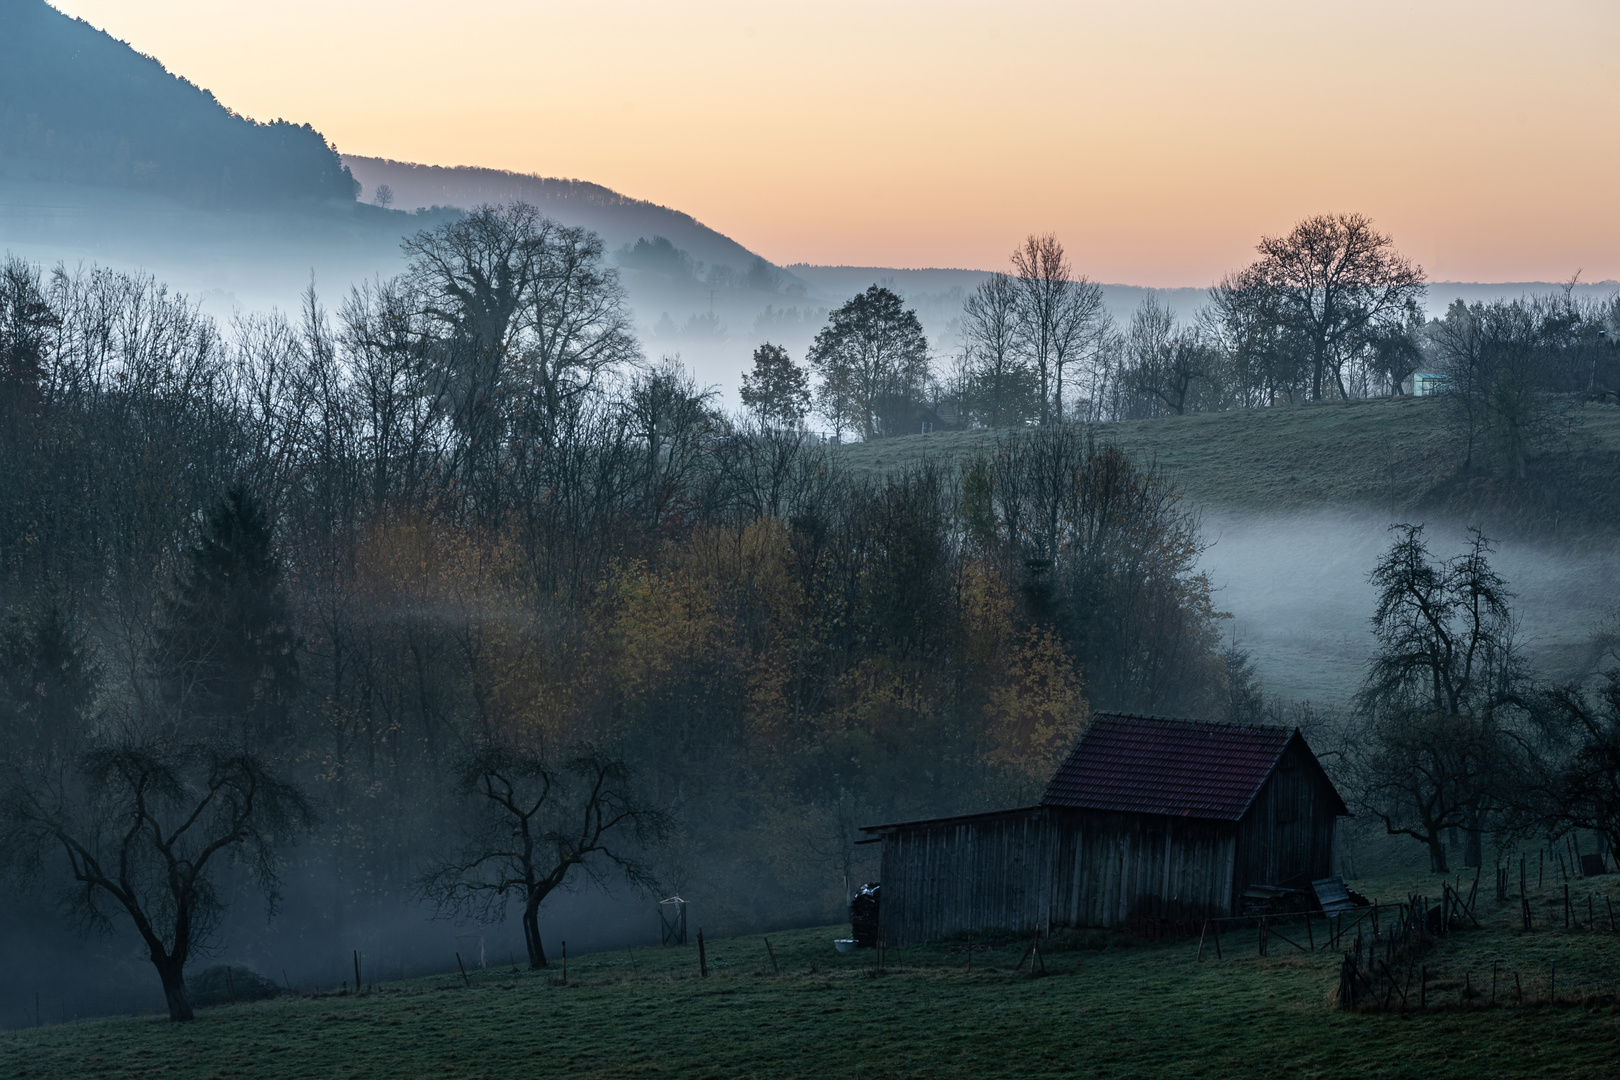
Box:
0, 0, 356, 206
343, 155, 779, 278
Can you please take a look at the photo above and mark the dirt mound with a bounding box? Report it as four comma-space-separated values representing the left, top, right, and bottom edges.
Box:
190, 965, 283, 1008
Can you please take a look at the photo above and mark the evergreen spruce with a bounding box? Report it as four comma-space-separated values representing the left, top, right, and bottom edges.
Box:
154, 485, 298, 746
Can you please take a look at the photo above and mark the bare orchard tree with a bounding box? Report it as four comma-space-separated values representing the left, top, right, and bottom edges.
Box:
1531, 673, 1620, 858
1344, 705, 1513, 875
0, 742, 313, 1021
1009, 234, 1105, 423
1235, 213, 1425, 401
420, 744, 670, 969
1351, 524, 1529, 870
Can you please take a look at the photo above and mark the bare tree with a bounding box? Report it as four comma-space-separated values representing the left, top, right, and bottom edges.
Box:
1009, 234, 1105, 423
512, 223, 641, 453
403, 204, 639, 515
959, 272, 1034, 427
403, 204, 548, 514
626, 358, 720, 530
419, 744, 670, 969
1122, 296, 1217, 416
1532, 673, 1620, 858
1, 742, 312, 1020
1345, 705, 1510, 875
1431, 297, 1573, 479
1352, 525, 1528, 870
1235, 213, 1425, 401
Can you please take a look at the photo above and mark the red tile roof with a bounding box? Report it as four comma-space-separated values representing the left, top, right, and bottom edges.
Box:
1042, 714, 1301, 821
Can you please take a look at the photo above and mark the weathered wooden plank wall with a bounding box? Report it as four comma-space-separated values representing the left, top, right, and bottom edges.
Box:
879, 809, 1240, 945
1065, 812, 1235, 928
1231, 741, 1339, 894
877, 739, 1342, 945
878, 809, 1059, 948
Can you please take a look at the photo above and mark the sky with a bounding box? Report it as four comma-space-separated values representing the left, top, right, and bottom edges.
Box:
48, 0, 1620, 286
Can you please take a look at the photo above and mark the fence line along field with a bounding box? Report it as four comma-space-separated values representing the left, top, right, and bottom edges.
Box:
8, 870, 1620, 1080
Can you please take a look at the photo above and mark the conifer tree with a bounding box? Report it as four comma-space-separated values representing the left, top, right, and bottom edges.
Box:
153, 485, 298, 746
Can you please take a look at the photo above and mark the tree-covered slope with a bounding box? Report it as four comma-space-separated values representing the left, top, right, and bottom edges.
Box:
0, 0, 356, 206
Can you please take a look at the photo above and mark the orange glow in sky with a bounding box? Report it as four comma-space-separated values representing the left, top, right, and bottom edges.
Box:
47, 0, 1620, 285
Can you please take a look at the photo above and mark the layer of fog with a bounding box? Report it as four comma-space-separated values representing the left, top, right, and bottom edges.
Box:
1198, 509, 1619, 705
0, 866, 678, 1031
11, 172, 1612, 423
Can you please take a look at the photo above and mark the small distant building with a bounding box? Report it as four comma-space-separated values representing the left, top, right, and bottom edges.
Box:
859, 714, 1348, 946
1410, 372, 1449, 396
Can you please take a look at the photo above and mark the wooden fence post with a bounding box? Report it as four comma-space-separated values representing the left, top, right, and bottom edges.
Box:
764, 936, 779, 974
456, 953, 469, 987
697, 929, 707, 978
1196, 919, 1208, 962
353, 951, 361, 996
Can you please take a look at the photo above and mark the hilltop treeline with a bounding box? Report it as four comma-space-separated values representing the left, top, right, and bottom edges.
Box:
0, 206, 1251, 991
787, 217, 1619, 479
0, 0, 357, 205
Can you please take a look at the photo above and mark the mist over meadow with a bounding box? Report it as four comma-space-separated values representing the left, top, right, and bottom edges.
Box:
5, 0, 1620, 1037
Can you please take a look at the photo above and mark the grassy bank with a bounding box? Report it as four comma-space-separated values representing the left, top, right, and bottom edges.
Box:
10, 870, 1620, 1079
836, 397, 1620, 539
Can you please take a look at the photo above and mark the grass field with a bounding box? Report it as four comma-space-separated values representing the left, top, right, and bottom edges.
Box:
836, 396, 1620, 538
10, 869, 1620, 1080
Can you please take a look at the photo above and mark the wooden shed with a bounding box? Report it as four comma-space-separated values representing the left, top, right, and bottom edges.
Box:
860, 714, 1348, 946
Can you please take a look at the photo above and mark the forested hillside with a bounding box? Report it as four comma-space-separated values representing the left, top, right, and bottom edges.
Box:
0, 208, 1264, 1021
0, 0, 356, 205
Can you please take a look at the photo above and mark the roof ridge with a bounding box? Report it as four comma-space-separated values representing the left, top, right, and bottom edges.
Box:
1042, 712, 1304, 821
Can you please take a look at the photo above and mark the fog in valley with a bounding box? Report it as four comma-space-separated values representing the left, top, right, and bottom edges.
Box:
6, 0, 1620, 1038
1199, 511, 1617, 705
